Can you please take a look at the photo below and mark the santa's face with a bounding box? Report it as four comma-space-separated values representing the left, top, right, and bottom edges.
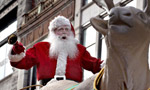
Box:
49, 25, 78, 59
54, 25, 71, 40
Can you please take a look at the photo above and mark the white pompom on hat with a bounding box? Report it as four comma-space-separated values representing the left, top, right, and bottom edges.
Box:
49, 16, 75, 36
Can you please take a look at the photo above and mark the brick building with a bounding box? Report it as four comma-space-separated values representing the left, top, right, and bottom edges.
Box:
0, 0, 147, 90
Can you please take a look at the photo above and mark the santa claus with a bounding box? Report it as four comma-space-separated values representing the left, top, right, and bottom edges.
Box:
8, 16, 103, 83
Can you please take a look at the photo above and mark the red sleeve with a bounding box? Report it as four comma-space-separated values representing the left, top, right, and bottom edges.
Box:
10, 45, 38, 70
81, 47, 103, 73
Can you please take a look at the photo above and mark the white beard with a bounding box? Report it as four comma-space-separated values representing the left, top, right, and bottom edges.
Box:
49, 32, 78, 59
49, 32, 78, 76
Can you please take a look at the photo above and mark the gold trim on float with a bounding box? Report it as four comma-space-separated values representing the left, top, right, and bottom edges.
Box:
93, 68, 104, 90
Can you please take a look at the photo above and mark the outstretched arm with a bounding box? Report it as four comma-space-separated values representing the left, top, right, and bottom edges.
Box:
81, 47, 103, 73
8, 41, 38, 70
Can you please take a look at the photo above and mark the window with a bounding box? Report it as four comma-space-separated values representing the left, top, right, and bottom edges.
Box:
0, 21, 17, 42
83, 26, 97, 57
82, 26, 100, 80
0, 21, 17, 80
126, 0, 137, 7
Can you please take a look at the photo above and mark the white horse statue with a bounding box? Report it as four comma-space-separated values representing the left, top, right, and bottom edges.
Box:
91, 0, 150, 90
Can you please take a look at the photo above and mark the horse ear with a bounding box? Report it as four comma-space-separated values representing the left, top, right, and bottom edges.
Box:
90, 16, 108, 35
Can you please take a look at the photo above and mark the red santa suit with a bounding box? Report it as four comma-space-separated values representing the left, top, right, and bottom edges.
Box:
8, 16, 103, 82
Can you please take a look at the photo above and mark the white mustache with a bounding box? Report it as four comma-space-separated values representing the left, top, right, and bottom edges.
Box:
58, 34, 68, 39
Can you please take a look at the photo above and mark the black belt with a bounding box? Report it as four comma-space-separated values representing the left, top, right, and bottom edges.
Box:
56, 77, 65, 80
54, 75, 66, 81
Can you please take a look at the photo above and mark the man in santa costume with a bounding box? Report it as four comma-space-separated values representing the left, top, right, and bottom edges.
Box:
8, 16, 103, 84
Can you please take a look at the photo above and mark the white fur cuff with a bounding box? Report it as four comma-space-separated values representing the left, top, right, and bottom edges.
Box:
75, 38, 79, 44
8, 51, 25, 62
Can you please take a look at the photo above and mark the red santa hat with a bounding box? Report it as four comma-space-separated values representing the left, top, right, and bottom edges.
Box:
49, 16, 75, 37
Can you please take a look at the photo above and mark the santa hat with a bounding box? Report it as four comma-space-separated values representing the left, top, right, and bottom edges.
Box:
49, 16, 75, 36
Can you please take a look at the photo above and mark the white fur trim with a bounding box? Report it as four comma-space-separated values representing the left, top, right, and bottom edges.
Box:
55, 51, 68, 76
8, 49, 25, 62
49, 16, 71, 31
75, 38, 79, 44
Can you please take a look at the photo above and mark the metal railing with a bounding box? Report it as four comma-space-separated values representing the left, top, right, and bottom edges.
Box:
23, 0, 59, 24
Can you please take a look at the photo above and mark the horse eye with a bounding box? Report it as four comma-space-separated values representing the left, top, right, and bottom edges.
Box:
138, 12, 146, 20
109, 13, 114, 17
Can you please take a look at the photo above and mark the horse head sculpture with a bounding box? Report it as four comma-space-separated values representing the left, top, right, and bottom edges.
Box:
91, 0, 150, 90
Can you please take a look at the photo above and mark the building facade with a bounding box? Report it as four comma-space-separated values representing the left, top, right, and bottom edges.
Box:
0, 0, 147, 90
